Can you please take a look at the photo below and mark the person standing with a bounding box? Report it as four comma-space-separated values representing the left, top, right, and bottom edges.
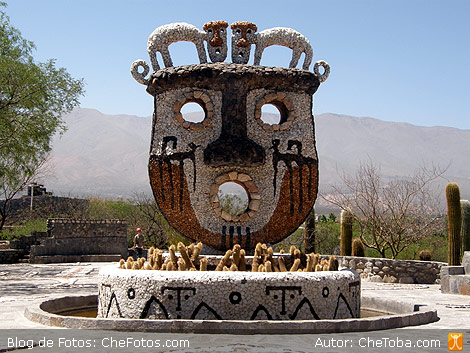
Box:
133, 228, 145, 259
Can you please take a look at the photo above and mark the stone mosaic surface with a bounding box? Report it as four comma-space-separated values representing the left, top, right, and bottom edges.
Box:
147, 64, 319, 250
131, 21, 330, 83
97, 265, 360, 320
253, 27, 313, 70
147, 22, 208, 71
131, 22, 329, 251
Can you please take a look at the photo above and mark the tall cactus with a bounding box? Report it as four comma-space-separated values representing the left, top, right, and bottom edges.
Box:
340, 209, 353, 256
303, 208, 316, 253
446, 182, 461, 266
461, 200, 470, 253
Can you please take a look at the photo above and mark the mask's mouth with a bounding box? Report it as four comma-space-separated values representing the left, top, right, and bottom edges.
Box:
209, 171, 260, 223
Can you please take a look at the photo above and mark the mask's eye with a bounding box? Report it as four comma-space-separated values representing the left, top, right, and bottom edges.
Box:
208, 29, 213, 33
174, 91, 214, 131
181, 102, 205, 123
220, 28, 224, 33
261, 103, 282, 125
247, 29, 252, 34
236, 29, 241, 34
255, 93, 294, 132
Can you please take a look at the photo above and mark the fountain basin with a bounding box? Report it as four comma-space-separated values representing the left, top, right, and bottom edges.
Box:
24, 294, 438, 333
97, 265, 360, 321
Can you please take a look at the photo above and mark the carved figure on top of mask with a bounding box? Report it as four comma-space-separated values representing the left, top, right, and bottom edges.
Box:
203, 20, 228, 63
230, 21, 258, 64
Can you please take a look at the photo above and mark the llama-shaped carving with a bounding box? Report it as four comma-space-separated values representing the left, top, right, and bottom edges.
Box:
253, 27, 313, 70
147, 22, 208, 71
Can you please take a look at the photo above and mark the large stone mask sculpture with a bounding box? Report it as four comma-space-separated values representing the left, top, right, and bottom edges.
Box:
131, 21, 330, 251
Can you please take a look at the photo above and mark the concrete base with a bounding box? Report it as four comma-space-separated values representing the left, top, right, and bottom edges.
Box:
440, 251, 470, 295
29, 255, 122, 264
24, 294, 438, 333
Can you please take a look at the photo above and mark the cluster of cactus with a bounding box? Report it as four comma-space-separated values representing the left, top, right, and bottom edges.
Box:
351, 238, 365, 257
418, 249, 432, 261
446, 182, 462, 266
340, 209, 353, 256
120, 242, 204, 271
215, 244, 247, 271
118, 242, 339, 272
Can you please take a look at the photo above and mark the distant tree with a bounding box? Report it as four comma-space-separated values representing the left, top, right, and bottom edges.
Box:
324, 161, 446, 259
0, 2, 84, 229
314, 219, 341, 255
328, 213, 337, 222
218, 193, 248, 216
130, 193, 175, 248
318, 215, 328, 223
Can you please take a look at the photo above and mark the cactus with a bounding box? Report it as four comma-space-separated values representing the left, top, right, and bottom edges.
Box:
191, 242, 203, 262
303, 208, 316, 253
352, 238, 365, 257
119, 242, 338, 272
461, 200, 470, 254
199, 257, 208, 271
290, 258, 301, 272
169, 244, 178, 264
328, 255, 339, 271
216, 250, 232, 271
418, 249, 432, 261
278, 256, 287, 272
340, 209, 353, 256
446, 182, 461, 265
178, 242, 195, 269
304, 255, 312, 272
232, 244, 241, 267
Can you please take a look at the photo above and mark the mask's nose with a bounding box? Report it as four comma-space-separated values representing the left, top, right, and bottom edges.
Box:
204, 135, 265, 167
203, 84, 265, 167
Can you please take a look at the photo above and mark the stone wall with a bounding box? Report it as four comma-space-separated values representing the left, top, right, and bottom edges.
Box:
338, 256, 444, 284
9, 231, 48, 251
0, 249, 23, 263
29, 219, 128, 263
46, 219, 127, 238
98, 266, 360, 321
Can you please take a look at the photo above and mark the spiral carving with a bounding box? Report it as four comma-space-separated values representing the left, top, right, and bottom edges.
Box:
131, 59, 150, 85
313, 60, 330, 83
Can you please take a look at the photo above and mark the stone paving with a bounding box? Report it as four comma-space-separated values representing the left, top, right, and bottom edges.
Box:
0, 262, 469, 352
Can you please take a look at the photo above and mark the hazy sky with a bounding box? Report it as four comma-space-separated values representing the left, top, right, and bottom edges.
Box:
5, 0, 470, 129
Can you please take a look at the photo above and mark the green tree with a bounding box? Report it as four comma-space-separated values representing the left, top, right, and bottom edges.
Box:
0, 2, 84, 229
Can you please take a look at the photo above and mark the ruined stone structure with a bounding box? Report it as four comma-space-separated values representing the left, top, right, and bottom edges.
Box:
131, 21, 329, 251
29, 219, 128, 263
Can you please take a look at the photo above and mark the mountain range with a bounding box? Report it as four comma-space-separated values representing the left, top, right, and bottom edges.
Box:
43, 108, 470, 203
